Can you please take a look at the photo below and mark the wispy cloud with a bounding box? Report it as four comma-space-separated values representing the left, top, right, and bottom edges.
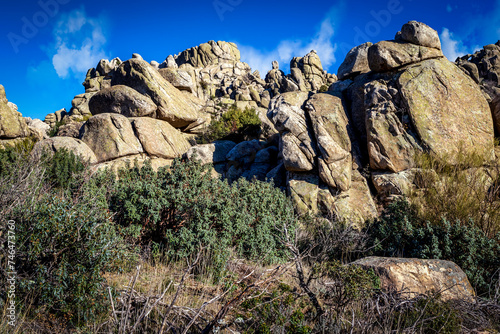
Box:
440, 28, 471, 61
51, 8, 108, 79
238, 15, 337, 75
446, 4, 453, 12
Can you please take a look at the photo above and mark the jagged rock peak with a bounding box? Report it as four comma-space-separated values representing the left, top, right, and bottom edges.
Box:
170, 40, 240, 68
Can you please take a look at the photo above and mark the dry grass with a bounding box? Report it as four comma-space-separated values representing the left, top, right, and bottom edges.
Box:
409, 149, 500, 237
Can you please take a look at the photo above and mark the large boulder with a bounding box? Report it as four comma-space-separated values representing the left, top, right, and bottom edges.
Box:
32, 137, 97, 164
399, 21, 441, 50
306, 93, 352, 191
0, 85, 28, 139
368, 40, 443, 73
89, 85, 157, 117
350, 257, 475, 302
112, 59, 204, 128
131, 117, 191, 159
398, 58, 495, 164
80, 113, 143, 163
337, 42, 373, 80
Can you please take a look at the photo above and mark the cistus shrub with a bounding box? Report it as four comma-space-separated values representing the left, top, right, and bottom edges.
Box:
109, 159, 296, 280
368, 199, 500, 295
12, 194, 131, 326
201, 105, 261, 143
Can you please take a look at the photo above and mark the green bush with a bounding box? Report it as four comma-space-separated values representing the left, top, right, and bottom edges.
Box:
240, 285, 312, 334
201, 105, 261, 143
108, 159, 296, 280
368, 199, 500, 295
9, 193, 131, 326
43, 148, 85, 190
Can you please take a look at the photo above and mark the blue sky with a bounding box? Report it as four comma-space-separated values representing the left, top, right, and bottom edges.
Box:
0, 0, 498, 120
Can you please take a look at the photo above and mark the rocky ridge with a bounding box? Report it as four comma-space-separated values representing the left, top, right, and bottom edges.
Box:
3, 21, 496, 225
1, 20, 494, 303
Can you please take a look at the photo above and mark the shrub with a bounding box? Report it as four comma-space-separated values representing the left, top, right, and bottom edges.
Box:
410, 151, 500, 237
43, 148, 85, 190
7, 193, 131, 326
393, 295, 461, 333
201, 105, 261, 143
368, 199, 500, 295
108, 159, 296, 281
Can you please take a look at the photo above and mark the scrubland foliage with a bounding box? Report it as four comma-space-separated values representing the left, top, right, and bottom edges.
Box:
0, 141, 499, 333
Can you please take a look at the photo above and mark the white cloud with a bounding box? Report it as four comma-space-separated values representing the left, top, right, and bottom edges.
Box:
238, 16, 337, 76
51, 9, 108, 79
440, 28, 470, 61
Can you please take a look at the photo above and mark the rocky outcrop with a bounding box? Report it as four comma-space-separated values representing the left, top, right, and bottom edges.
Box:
112, 59, 204, 128
368, 41, 443, 73
267, 92, 317, 172
32, 137, 97, 164
350, 257, 475, 302
173, 41, 240, 68
89, 85, 157, 117
0, 85, 28, 139
337, 42, 372, 80
398, 58, 495, 164
131, 117, 191, 159
306, 93, 351, 191
80, 113, 143, 163
456, 42, 500, 136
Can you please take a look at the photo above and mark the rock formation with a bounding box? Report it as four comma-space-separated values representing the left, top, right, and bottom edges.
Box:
18, 20, 496, 226
350, 257, 475, 302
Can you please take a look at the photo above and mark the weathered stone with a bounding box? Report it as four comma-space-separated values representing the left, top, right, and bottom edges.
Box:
368, 40, 443, 73
0, 86, 28, 139
25, 117, 50, 139
68, 93, 94, 121
158, 68, 194, 93
398, 58, 495, 164
332, 171, 377, 226
185, 140, 236, 165
56, 121, 84, 138
268, 92, 317, 171
337, 42, 373, 80
287, 172, 319, 215
281, 132, 314, 171
372, 169, 416, 198
80, 113, 143, 163
89, 85, 157, 117
131, 117, 191, 159
306, 93, 352, 190
350, 257, 475, 302
226, 139, 265, 165
94, 154, 172, 173
32, 137, 97, 164
365, 81, 420, 172
399, 21, 441, 50
175, 41, 240, 68
112, 59, 203, 127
